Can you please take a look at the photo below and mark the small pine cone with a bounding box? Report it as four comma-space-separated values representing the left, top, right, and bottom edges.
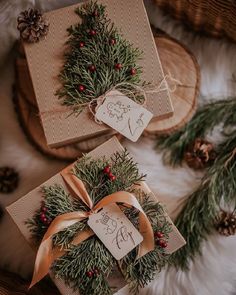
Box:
184, 138, 216, 170
17, 8, 49, 43
215, 210, 236, 236
0, 167, 19, 194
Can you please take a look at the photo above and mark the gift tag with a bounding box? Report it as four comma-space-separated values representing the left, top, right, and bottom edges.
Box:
95, 90, 153, 142
88, 203, 143, 260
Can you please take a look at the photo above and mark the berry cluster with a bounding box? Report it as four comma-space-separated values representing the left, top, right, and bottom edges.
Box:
39, 202, 51, 225
86, 268, 100, 278
154, 231, 168, 248
103, 165, 116, 181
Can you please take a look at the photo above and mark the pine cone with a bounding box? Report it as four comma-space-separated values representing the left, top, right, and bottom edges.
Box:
0, 167, 19, 194
215, 210, 236, 236
184, 138, 216, 170
17, 8, 49, 43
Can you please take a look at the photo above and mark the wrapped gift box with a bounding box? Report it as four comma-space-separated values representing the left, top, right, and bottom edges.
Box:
22, 0, 173, 147
6, 137, 185, 294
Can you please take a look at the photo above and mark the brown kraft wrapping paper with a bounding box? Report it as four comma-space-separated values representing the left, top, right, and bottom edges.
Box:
23, 0, 173, 148
6, 137, 185, 294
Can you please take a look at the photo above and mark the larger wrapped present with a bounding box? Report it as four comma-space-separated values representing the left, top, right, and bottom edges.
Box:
6, 137, 185, 294
19, 0, 173, 147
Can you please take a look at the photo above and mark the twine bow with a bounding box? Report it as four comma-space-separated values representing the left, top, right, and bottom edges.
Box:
29, 164, 154, 288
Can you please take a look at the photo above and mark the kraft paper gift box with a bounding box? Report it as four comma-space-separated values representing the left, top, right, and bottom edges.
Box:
22, 0, 173, 148
6, 136, 185, 295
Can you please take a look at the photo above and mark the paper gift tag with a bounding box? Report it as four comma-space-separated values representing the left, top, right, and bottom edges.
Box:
95, 90, 153, 142
88, 203, 143, 260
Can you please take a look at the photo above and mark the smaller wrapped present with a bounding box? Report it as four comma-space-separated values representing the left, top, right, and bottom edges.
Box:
6, 137, 185, 295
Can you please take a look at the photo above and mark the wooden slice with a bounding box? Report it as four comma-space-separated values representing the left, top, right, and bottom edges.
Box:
13, 87, 121, 161
145, 31, 200, 135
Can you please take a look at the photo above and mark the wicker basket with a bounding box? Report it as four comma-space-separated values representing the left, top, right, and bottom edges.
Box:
155, 0, 236, 42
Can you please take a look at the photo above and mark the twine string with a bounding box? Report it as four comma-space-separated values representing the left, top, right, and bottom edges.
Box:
39, 73, 186, 121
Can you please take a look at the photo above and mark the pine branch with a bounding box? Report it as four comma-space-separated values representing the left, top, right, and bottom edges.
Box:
172, 132, 236, 269
156, 98, 236, 166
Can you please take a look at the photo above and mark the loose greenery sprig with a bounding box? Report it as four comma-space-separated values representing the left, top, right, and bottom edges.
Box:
156, 98, 236, 166
154, 97, 236, 268
171, 132, 236, 269
57, 1, 144, 114
27, 150, 172, 295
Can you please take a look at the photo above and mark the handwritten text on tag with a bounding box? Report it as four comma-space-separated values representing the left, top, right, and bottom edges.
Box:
88, 203, 143, 260
95, 90, 153, 142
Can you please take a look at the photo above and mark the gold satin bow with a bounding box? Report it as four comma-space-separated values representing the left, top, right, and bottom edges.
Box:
30, 164, 154, 288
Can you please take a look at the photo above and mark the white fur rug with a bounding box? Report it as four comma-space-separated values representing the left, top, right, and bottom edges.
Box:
1, 1, 236, 294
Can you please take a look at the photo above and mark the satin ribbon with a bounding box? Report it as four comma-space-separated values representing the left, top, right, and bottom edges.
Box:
30, 164, 154, 288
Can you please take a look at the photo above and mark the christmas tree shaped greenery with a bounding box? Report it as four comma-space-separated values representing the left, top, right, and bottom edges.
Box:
57, 1, 144, 114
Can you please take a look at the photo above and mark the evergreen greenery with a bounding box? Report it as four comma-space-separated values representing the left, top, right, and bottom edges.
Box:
155, 97, 236, 269
57, 1, 144, 114
26, 150, 172, 295
172, 132, 236, 269
156, 98, 236, 166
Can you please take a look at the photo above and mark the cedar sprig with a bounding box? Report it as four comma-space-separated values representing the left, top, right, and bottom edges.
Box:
26, 185, 82, 244
156, 98, 236, 166
53, 239, 114, 295
57, 1, 144, 114
26, 151, 172, 295
171, 131, 236, 269
73, 149, 145, 205
121, 191, 172, 294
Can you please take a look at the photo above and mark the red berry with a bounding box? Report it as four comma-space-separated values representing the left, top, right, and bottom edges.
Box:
130, 68, 136, 75
109, 173, 116, 181
154, 231, 164, 239
115, 63, 122, 70
41, 206, 47, 212
42, 217, 47, 223
78, 85, 85, 92
40, 213, 46, 218
93, 268, 99, 275
109, 39, 116, 45
46, 219, 51, 225
103, 165, 111, 174
89, 30, 96, 36
88, 65, 96, 72
159, 240, 168, 248
79, 41, 85, 48
86, 271, 93, 278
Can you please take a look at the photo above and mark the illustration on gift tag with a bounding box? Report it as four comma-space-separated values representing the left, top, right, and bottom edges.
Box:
107, 101, 131, 122
96, 90, 153, 142
100, 211, 117, 234
88, 203, 143, 260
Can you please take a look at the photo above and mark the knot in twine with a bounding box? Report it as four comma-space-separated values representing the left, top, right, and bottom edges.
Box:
29, 164, 154, 288
88, 75, 182, 124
